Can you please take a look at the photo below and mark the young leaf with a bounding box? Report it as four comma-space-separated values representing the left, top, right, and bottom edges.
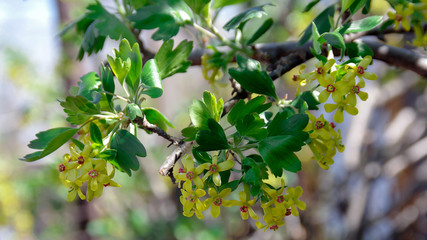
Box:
154, 39, 193, 79
346, 41, 373, 58
184, 0, 210, 14
245, 18, 273, 44
267, 112, 309, 141
348, 0, 367, 14
129, 0, 192, 41
22, 128, 79, 162
259, 135, 304, 176
60, 96, 100, 125
341, 16, 383, 34
189, 91, 223, 130
229, 55, 278, 99
127, 103, 143, 121
192, 148, 212, 164
77, 72, 101, 102
141, 59, 163, 98
223, 4, 273, 31
71, 139, 85, 151
110, 129, 146, 176
322, 32, 346, 56
292, 91, 321, 111
242, 155, 268, 193
142, 107, 175, 131
89, 122, 103, 144
227, 96, 271, 125
182, 126, 198, 141
341, 0, 356, 13
100, 64, 115, 105
195, 119, 230, 151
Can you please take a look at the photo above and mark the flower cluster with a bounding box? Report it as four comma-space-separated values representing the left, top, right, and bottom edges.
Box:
174, 155, 306, 231
304, 112, 344, 170
58, 122, 120, 202
294, 56, 377, 124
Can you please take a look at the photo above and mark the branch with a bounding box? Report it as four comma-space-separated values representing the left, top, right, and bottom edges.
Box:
158, 141, 193, 177
132, 116, 182, 146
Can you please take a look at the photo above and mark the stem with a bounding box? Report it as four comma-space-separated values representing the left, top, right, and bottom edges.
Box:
193, 23, 217, 39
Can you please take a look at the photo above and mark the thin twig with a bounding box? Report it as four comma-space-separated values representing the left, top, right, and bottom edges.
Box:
132, 116, 182, 146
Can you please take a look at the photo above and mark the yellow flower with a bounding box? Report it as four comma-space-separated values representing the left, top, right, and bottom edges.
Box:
261, 179, 287, 211
64, 181, 86, 201
203, 188, 233, 218
229, 190, 259, 220
324, 97, 358, 123
284, 186, 306, 216
305, 59, 336, 83
346, 79, 368, 106
317, 72, 349, 103
345, 56, 377, 82
180, 184, 206, 219
413, 23, 427, 47
387, 4, 413, 31
308, 139, 336, 170
304, 112, 334, 140
174, 155, 206, 189
256, 206, 285, 231
58, 153, 79, 184
200, 156, 234, 186
78, 159, 110, 201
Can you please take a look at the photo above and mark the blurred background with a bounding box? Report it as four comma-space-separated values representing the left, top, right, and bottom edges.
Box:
1, 0, 427, 239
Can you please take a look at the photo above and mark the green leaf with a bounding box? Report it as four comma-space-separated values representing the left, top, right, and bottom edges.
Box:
267, 112, 309, 141
86, 1, 136, 43
182, 126, 198, 141
348, 0, 367, 14
129, 0, 192, 41
229, 55, 278, 99
192, 148, 212, 164
242, 155, 268, 190
75, 1, 136, 59
303, 0, 321, 12
323, 32, 345, 50
223, 4, 273, 31
77, 72, 101, 102
60, 96, 100, 125
184, 0, 210, 14
196, 119, 230, 151
312, 23, 322, 54
142, 107, 175, 131
100, 64, 115, 105
71, 139, 85, 151
98, 149, 122, 172
107, 39, 142, 91
89, 123, 103, 144
362, 0, 371, 14
140, 59, 163, 98
110, 129, 146, 176
341, 0, 356, 13
189, 91, 223, 130
259, 135, 303, 176
346, 41, 373, 58
212, 0, 248, 9
28, 128, 72, 149
246, 18, 273, 44
22, 128, 79, 162
219, 180, 240, 192
299, 5, 335, 45
227, 96, 271, 125
236, 113, 268, 140
292, 91, 321, 111
341, 16, 382, 33
127, 103, 143, 121
154, 39, 193, 79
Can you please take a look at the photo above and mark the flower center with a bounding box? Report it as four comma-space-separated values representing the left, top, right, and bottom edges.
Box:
186, 171, 194, 180
292, 75, 299, 81
315, 121, 323, 130
330, 122, 336, 128
187, 194, 196, 203
179, 168, 185, 173
104, 183, 110, 187
317, 67, 324, 74
285, 208, 292, 216
78, 156, 85, 164
326, 84, 335, 92
209, 164, 218, 172
395, 14, 402, 22
240, 206, 248, 213
214, 198, 223, 206
269, 225, 279, 231
276, 195, 285, 203
352, 85, 360, 94
357, 66, 365, 75
88, 169, 98, 178
58, 164, 66, 172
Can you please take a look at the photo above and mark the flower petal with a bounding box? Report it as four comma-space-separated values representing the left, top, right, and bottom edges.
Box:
212, 172, 222, 186
218, 159, 235, 171
211, 205, 220, 218
324, 103, 338, 113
